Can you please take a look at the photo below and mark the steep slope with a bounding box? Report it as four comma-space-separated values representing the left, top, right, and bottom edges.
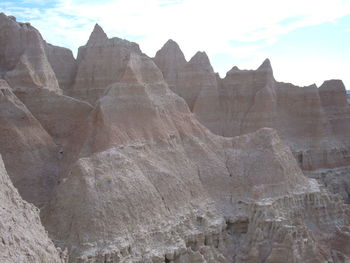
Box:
69, 24, 142, 104
0, 13, 93, 148
0, 14, 94, 206
0, 154, 66, 263
0, 79, 59, 207
42, 35, 350, 262
154, 41, 350, 183
0, 13, 60, 92
0, 14, 349, 263
44, 42, 77, 91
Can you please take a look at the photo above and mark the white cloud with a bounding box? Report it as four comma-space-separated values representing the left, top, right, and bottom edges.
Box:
1, 0, 350, 87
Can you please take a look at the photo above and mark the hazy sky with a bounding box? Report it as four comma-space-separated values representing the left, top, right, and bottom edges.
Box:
1, 0, 350, 88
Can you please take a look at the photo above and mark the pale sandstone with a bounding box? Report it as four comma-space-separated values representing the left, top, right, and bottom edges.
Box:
0, 13, 93, 147
43, 40, 350, 262
0, 13, 60, 93
154, 41, 350, 172
69, 24, 142, 104
0, 15, 349, 263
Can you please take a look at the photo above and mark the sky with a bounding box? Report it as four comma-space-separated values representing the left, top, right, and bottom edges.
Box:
1, 0, 350, 88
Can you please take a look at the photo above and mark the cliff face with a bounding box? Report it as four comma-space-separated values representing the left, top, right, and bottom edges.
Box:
1, 12, 350, 263
0, 154, 66, 263
0, 13, 59, 92
154, 42, 222, 135
0, 79, 59, 207
44, 42, 77, 91
154, 41, 350, 205
154, 41, 350, 171
68, 24, 142, 104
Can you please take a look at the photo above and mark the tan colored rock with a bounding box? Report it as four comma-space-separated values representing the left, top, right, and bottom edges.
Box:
0, 79, 59, 207
69, 24, 142, 104
154, 42, 350, 172
153, 39, 187, 94
319, 79, 350, 145
0, 13, 60, 93
1, 14, 350, 263
154, 41, 222, 134
15, 88, 93, 147
44, 42, 77, 91
219, 59, 277, 137
0, 13, 93, 148
43, 46, 350, 262
0, 154, 66, 263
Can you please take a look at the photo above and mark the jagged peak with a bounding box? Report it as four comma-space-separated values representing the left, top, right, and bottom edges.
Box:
163, 39, 181, 49
0, 12, 15, 21
121, 53, 164, 85
87, 23, 108, 45
257, 58, 272, 71
189, 51, 209, 63
319, 79, 346, 92
226, 65, 241, 76
155, 39, 186, 60
188, 51, 214, 72
0, 12, 18, 26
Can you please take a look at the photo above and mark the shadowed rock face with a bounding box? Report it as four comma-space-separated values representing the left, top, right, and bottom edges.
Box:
44, 42, 77, 91
1, 13, 350, 263
0, 79, 59, 207
0, 154, 66, 263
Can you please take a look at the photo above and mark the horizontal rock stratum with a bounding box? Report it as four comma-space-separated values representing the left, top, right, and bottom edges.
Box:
1, 12, 350, 263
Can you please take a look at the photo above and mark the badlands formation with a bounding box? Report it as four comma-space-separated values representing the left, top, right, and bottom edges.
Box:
0, 13, 350, 263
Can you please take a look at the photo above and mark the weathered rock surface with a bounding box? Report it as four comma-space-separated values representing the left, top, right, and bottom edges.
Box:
0, 79, 59, 207
0, 154, 66, 263
0, 13, 93, 148
69, 24, 142, 104
154, 41, 350, 172
15, 88, 93, 146
153, 43, 222, 134
0, 14, 350, 263
42, 34, 350, 262
0, 13, 60, 93
44, 42, 77, 91
155, 40, 350, 214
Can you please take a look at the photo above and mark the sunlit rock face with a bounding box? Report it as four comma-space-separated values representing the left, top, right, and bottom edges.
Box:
68, 24, 142, 105
154, 41, 222, 135
154, 41, 350, 171
1, 13, 350, 263
0, 13, 60, 93
43, 28, 350, 262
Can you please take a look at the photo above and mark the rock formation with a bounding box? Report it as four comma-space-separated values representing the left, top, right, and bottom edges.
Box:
0, 12, 350, 263
0, 79, 59, 207
0, 13, 60, 92
0, 154, 66, 263
154, 41, 350, 202
154, 42, 222, 134
68, 24, 142, 104
43, 32, 350, 262
0, 14, 94, 208
44, 42, 77, 91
